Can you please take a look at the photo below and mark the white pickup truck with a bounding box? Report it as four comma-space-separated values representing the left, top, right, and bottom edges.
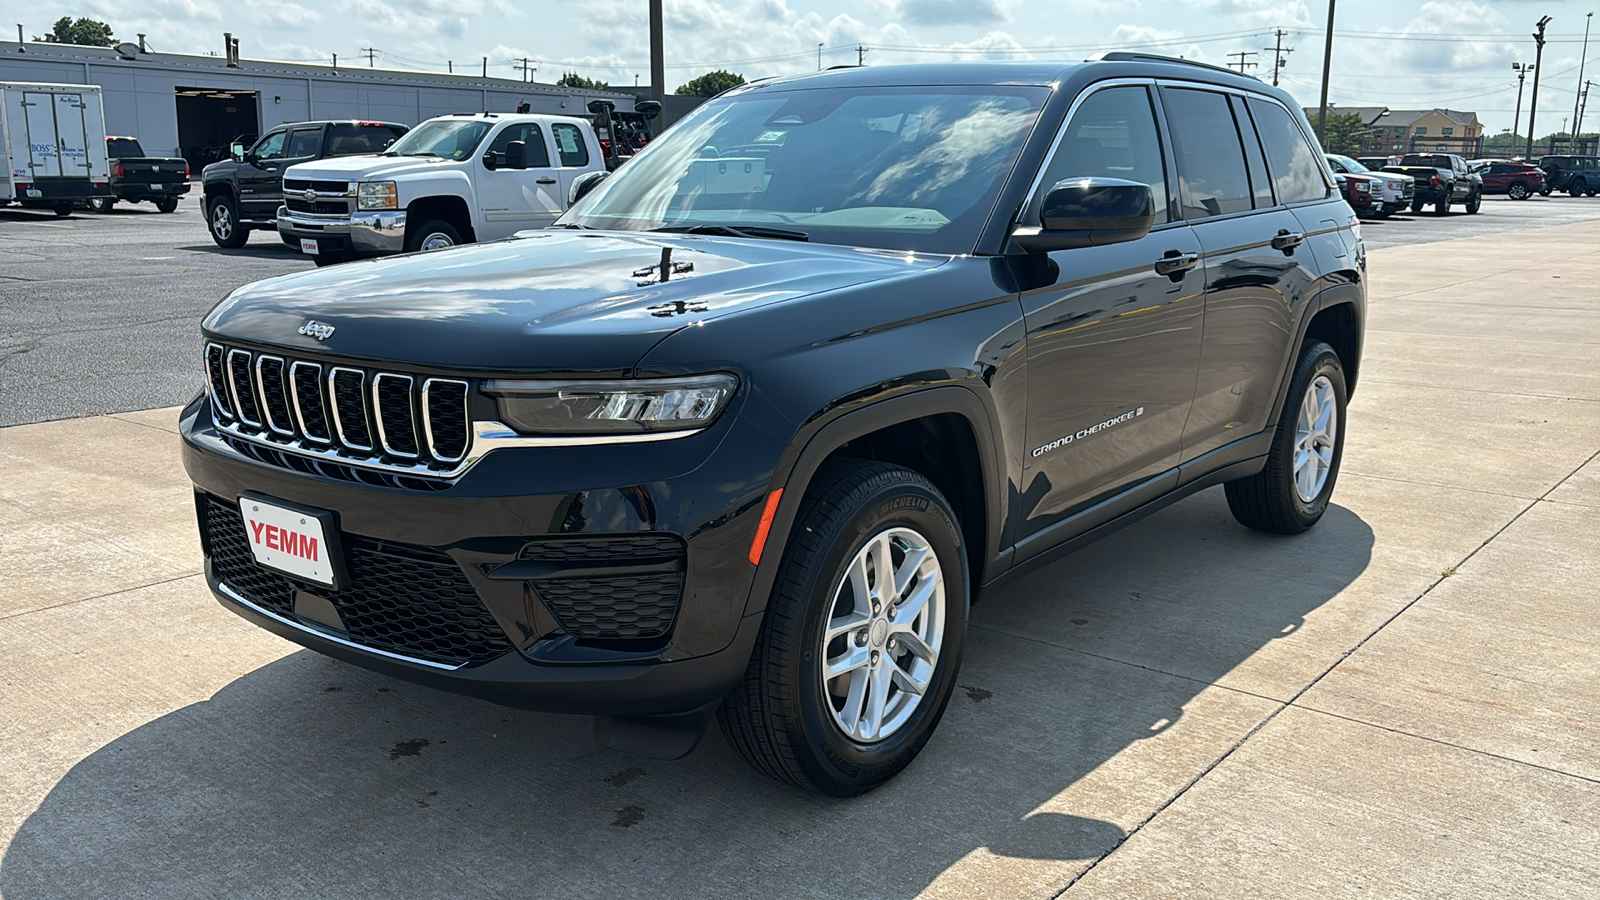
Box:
277, 112, 606, 264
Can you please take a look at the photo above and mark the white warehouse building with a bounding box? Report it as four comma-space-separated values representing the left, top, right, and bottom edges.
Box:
0, 38, 637, 168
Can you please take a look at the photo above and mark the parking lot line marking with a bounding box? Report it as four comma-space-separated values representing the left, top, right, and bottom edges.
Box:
30, 223, 74, 229
141, 256, 174, 260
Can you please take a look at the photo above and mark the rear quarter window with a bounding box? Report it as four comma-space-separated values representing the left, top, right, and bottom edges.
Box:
1246, 98, 1330, 205
326, 124, 401, 156
552, 123, 589, 167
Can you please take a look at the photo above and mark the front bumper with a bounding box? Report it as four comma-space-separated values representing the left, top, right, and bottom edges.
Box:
180, 395, 786, 716
277, 206, 407, 256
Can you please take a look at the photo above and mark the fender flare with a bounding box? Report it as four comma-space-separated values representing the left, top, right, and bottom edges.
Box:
739, 384, 1009, 618
1265, 280, 1364, 427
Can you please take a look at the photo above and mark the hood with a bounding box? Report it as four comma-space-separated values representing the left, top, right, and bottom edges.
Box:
202, 231, 949, 375
284, 154, 456, 181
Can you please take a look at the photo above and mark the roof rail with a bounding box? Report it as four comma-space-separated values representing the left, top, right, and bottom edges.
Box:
1086, 51, 1251, 79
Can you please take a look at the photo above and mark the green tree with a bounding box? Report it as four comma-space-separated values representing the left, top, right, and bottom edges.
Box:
1319, 112, 1366, 155
674, 70, 746, 97
556, 72, 610, 91
35, 16, 115, 46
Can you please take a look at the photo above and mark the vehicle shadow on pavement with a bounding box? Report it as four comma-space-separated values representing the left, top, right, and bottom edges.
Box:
176, 243, 307, 260
0, 487, 1372, 898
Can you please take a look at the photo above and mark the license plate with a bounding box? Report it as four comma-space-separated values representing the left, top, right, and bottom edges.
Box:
239, 495, 337, 586
25, 188, 42, 198
300, 238, 319, 255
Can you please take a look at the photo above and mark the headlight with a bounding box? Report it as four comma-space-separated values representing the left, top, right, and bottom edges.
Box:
482, 374, 738, 436
1353, 181, 1371, 192
357, 181, 398, 210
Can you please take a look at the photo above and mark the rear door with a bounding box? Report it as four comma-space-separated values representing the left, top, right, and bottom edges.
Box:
1016, 82, 1205, 552
548, 121, 595, 207
22, 91, 62, 177
476, 121, 563, 239
1170, 88, 1325, 464
52, 92, 92, 180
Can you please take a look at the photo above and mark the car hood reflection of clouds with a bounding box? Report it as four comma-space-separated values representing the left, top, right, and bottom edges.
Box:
203, 231, 949, 374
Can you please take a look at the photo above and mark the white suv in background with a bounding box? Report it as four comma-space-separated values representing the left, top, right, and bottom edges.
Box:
277, 113, 606, 265
1326, 154, 1414, 217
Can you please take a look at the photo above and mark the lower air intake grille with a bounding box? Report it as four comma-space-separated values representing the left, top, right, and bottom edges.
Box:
203, 497, 511, 665
520, 534, 687, 640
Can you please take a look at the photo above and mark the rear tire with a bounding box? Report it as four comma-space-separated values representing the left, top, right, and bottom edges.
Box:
207, 195, 248, 248
155, 197, 179, 213
1569, 180, 1586, 197
717, 459, 968, 796
1226, 340, 1348, 535
1409, 199, 1425, 213
1433, 191, 1450, 215
404, 219, 462, 253
86, 196, 114, 213
52, 203, 73, 218
1508, 182, 1530, 200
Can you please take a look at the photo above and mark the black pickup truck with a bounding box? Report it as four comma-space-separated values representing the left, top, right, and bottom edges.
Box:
201, 120, 408, 248
1384, 153, 1482, 214
87, 137, 190, 213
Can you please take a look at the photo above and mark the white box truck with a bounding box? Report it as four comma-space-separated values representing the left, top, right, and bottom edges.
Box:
2, 82, 112, 216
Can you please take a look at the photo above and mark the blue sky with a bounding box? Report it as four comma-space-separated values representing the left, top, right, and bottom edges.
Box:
29, 0, 1600, 134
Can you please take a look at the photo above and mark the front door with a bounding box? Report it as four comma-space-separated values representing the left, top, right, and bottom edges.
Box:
477, 122, 563, 240
1017, 83, 1205, 550
238, 129, 287, 219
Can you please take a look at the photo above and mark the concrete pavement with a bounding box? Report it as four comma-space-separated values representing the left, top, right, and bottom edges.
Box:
2, 220, 1598, 898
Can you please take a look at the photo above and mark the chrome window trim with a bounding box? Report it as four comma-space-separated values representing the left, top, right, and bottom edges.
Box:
1018, 77, 1158, 225
288, 360, 332, 444
253, 354, 296, 437
215, 581, 466, 671
421, 377, 470, 464
204, 342, 234, 420
327, 366, 373, 451
371, 372, 419, 459
225, 348, 262, 427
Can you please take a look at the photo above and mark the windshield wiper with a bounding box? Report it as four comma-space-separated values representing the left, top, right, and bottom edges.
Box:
552, 222, 594, 229
651, 224, 809, 242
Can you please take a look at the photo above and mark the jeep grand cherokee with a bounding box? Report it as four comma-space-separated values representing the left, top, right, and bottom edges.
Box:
182, 53, 1364, 796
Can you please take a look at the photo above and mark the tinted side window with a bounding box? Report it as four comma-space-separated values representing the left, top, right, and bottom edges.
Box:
1163, 88, 1252, 219
253, 131, 287, 161
1246, 98, 1330, 204
551, 123, 589, 167
1031, 85, 1169, 225
1231, 95, 1275, 208
326, 124, 400, 156
486, 123, 551, 167
285, 128, 322, 159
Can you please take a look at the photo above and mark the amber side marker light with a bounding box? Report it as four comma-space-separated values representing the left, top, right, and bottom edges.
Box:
748, 488, 784, 565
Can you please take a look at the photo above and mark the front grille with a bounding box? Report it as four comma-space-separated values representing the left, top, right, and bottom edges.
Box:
205, 342, 471, 479
203, 497, 511, 665
283, 179, 353, 216
285, 197, 353, 215
521, 535, 686, 640
285, 178, 352, 194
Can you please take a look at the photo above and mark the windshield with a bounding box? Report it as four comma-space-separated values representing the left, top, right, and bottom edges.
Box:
562, 84, 1049, 253
384, 120, 492, 161
1330, 154, 1369, 174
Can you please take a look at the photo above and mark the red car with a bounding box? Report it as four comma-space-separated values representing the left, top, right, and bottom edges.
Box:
1334, 171, 1384, 217
1476, 162, 1544, 199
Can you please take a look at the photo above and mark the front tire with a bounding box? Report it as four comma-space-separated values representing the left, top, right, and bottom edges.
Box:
1508, 182, 1530, 200
1225, 340, 1348, 535
717, 459, 968, 796
207, 195, 248, 248
1409, 199, 1425, 213
1465, 189, 1482, 214
404, 219, 462, 253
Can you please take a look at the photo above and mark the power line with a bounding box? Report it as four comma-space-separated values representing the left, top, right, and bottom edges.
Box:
361, 46, 376, 67
1227, 50, 1259, 74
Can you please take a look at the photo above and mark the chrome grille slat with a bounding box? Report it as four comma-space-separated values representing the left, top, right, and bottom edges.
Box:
422, 379, 470, 463
290, 361, 333, 444
255, 355, 295, 437
226, 349, 262, 427
205, 343, 233, 420
372, 373, 420, 459
329, 366, 374, 452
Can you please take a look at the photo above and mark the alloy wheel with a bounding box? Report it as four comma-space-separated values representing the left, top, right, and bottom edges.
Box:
419, 232, 455, 251
1294, 374, 1338, 503
211, 205, 233, 240
819, 527, 945, 744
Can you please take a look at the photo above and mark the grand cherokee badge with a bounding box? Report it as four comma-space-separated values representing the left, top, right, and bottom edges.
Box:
298, 320, 336, 341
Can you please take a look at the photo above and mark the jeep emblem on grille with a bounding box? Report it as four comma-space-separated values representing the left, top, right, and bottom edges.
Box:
298, 320, 336, 341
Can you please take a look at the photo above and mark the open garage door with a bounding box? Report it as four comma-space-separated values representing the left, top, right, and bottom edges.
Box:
175, 88, 261, 169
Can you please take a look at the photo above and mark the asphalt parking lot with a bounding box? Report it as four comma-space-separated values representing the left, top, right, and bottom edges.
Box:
4, 191, 1600, 426
3, 192, 1600, 898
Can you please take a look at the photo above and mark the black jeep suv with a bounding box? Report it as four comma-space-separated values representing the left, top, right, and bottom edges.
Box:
182, 54, 1364, 796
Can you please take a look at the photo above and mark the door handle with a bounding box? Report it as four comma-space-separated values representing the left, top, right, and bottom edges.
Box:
535, 177, 557, 184
1271, 229, 1304, 251
1153, 251, 1199, 277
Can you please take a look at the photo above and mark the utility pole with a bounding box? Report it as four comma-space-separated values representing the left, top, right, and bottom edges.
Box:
1528, 15, 1552, 159
1317, 0, 1339, 142
1264, 29, 1293, 87
362, 47, 376, 67
1579, 80, 1595, 151
856, 44, 869, 65
1513, 61, 1533, 147
515, 57, 536, 82
649, 0, 664, 102
1227, 50, 1259, 74
1572, 12, 1592, 152
482, 57, 487, 78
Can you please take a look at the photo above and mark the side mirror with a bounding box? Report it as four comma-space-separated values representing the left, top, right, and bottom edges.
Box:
1011, 178, 1155, 253
481, 150, 498, 171
505, 140, 528, 170
569, 170, 609, 206
635, 100, 662, 121
230, 142, 245, 162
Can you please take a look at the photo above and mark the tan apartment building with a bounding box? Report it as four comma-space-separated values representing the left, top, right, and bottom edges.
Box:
1308, 106, 1484, 157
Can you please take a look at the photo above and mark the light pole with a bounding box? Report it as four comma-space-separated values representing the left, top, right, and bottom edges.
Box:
1572, 12, 1593, 152
1528, 15, 1552, 159
1513, 62, 1533, 147
1316, 0, 1338, 142
817, 42, 824, 70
